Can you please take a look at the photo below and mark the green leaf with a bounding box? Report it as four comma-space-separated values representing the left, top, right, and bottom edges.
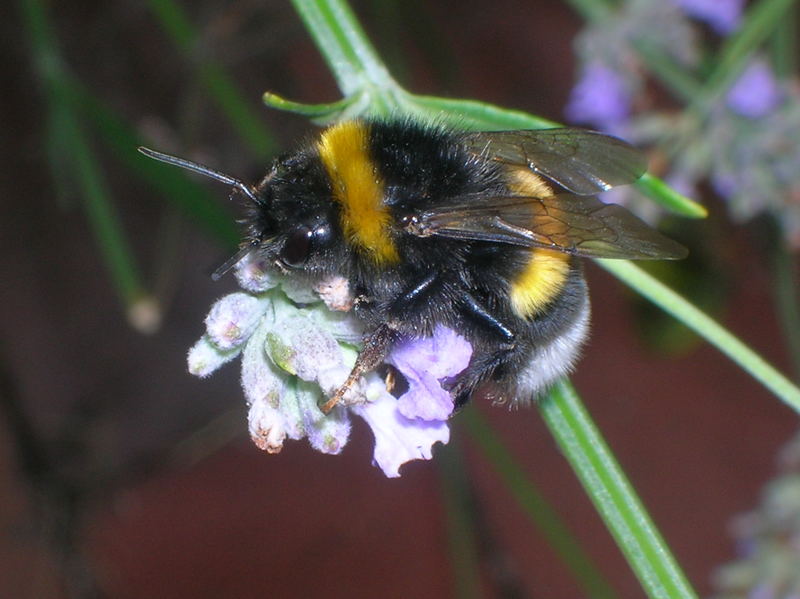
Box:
461, 409, 620, 599
540, 381, 698, 599
598, 259, 800, 413
21, 0, 148, 323
146, 0, 277, 160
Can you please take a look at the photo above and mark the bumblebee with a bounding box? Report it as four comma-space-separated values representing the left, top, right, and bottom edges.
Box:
140, 119, 686, 411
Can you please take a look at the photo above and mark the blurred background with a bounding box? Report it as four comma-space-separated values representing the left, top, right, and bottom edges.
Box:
3, 0, 799, 597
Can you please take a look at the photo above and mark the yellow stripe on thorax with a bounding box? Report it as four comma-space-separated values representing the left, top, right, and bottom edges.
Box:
506, 167, 571, 318
317, 122, 399, 264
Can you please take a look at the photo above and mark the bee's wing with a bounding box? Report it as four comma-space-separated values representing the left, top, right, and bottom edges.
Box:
461, 129, 647, 195
407, 194, 687, 260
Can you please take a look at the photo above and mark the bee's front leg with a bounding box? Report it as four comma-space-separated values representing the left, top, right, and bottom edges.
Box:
320, 270, 443, 413
320, 322, 400, 414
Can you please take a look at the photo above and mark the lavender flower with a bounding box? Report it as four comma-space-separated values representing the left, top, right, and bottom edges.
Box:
670, 0, 744, 35
567, 0, 699, 135
565, 62, 632, 133
351, 387, 450, 478
726, 59, 783, 119
387, 326, 472, 421
711, 431, 800, 598
204, 292, 269, 351
188, 252, 472, 477
633, 51, 800, 246
701, 62, 800, 244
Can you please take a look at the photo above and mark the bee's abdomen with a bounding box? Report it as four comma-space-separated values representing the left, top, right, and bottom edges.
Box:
503, 167, 572, 319
508, 248, 572, 318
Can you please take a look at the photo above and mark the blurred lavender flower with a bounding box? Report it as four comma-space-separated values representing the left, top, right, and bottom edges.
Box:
670, 0, 744, 35
703, 57, 800, 245
726, 58, 783, 119
188, 253, 471, 477
565, 62, 632, 133
567, 1, 698, 136
712, 431, 800, 598
603, 28, 800, 246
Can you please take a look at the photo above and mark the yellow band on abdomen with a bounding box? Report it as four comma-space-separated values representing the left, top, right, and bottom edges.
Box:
509, 248, 571, 318
505, 166, 570, 317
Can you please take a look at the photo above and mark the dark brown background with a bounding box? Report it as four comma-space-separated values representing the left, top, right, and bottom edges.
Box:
1, 0, 795, 597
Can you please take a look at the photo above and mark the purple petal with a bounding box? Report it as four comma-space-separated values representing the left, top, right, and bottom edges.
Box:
565, 62, 631, 131
387, 326, 472, 421
671, 0, 743, 35
352, 388, 450, 478
726, 59, 783, 119
711, 170, 738, 200
396, 373, 453, 421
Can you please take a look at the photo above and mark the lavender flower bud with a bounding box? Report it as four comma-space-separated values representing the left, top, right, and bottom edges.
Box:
265, 314, 359, 403
187, 335, 241, 378
247, 397, 287, 454
240, 317, 294, 453
205, 293, 269, 351
234, 252, 281, 293
296, 380, 351, 454
240, 321, 287, 409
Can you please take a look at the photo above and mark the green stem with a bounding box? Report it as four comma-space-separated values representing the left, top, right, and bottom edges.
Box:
684, 0, 796, 122
461, 409, 619, 599
436, 436, 484, 599
771, 240, 800, 382
63, 114, 144, 306
21, 0, 145, 308
290, 0, 397, 114
598, 260, 800, 413
540, 381, 697, 599
146, 0, 276, 160
770, 2, 797, 77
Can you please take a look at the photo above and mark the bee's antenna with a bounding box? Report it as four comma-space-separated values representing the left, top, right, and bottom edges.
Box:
137, 146, 260, 204
210, 244, 255, 281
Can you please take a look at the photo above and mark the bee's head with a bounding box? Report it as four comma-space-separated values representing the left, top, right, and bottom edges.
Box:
137, 146, 335, 279
246, 153, 337, 275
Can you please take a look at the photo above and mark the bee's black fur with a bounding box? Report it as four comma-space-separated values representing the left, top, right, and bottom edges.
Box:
139, 115, 685, 410
246, 119, 589, 405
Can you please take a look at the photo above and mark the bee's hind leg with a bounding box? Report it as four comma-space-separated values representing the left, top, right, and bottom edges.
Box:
446, 292, 519, 410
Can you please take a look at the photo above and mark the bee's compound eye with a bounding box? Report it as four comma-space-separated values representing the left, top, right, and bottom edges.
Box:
281, 226, 313, 268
